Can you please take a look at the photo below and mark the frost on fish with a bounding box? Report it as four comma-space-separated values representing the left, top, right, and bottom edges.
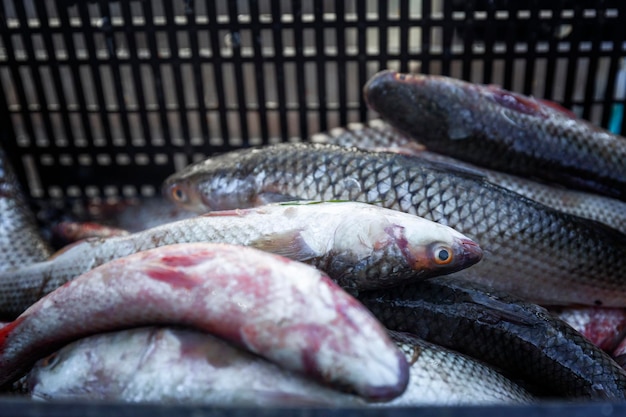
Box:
0, 243, 409, 401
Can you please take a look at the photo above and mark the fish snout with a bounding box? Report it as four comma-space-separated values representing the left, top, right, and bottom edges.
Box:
455, 238, 483, 269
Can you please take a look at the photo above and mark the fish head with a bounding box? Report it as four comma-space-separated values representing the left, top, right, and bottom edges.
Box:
326, 205, 483, 290
162, 149, 267, 213
364, 70, 479, 142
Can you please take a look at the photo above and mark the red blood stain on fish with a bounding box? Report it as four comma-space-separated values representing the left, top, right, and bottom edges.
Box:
159, 253, 210, 268
0, 317, 25, 351
146, 266, 201, 290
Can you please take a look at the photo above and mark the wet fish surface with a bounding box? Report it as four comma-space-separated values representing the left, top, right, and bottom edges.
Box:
0, 201, 481, 318
0, 147, 52, 271
22, 327, 532, 406
163, 142, 626, 307
364, 70, 626, 201
358, 277, 626, 400
0, 242, 409, 400
311, 120, 626, 234
549, 306, 626, 352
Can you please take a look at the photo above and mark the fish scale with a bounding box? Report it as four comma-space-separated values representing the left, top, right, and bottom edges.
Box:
358, 277, 626, 400
0, 148, 52, 271
364, 70, 626, 201
310, 120, 626, 235
164, 142, 626, 307
0, 201, 480, 319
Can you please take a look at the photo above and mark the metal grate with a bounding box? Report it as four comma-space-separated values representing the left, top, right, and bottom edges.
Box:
0, 0, 625, 208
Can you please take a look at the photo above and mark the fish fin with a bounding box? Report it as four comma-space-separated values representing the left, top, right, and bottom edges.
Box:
403, 153, 488, 182
485, 86, 548, 118
249, 230, 319, 262
536, 98, 578, 119
467, 291, 541, 327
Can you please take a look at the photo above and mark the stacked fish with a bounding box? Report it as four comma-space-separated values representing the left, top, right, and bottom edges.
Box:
2, 69, 626, 405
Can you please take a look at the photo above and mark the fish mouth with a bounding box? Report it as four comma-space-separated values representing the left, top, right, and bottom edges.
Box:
456, 238, 483, 269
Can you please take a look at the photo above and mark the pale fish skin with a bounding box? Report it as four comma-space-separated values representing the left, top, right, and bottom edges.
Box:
0, 243, 409, 401
311, 119, 626, 235
23, 328, 533, 406
0, 201, 481, 319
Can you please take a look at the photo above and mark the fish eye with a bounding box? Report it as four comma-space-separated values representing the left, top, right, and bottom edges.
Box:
433, 245, 453, 265
170, 185, 188, 203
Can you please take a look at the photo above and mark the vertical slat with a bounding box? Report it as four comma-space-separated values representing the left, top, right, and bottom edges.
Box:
249, 0, 270, 144
119, 1, 153, 149
162, 0, 192, 149
335, 0, 347, 126
292, 0, 308, 140
224, 1, 250, 146
76, 2, 115, 151
269, 0, 288, 141
143, 0, 173, 145
356, 0, 368, 122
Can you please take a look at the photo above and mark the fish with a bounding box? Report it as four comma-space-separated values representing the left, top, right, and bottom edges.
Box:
163, 142, 626, 307
548, 306, 626, 352
0, 242, 409, 401
0, 201, 481, 319
51, 221, 130, 245
21, 326, 364, 406
85, 197, 197, 233
358, 277, 626, 400
21, 327, 533, 406
0, 147, 52, 271
363, 70, 626, 201
310, 119, 626, 235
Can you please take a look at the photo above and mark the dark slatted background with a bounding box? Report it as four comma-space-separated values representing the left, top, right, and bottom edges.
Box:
0, 0, 625, 208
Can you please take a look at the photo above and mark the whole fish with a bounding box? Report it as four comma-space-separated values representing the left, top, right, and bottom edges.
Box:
364, 70, 626, 201
163, 143, 626, 307
21, 327, 533, 406
549, 306, 626, 352
311, 119, 626, 234
0, 242, 409, 400
358, 277, 626, 400
0, 201, 481, 319
0, 147, 52, 271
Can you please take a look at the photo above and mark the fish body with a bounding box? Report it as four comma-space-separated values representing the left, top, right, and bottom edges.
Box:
311, 120, 626, 234
0, 242, 408, 400
549, 307, 626, 352
358, 277, 626, 400
364, 70, 626, 201
0, 201, 481, 318
163, 143, 626, 307
0, 148, 52, 271
23, 327, 532, 406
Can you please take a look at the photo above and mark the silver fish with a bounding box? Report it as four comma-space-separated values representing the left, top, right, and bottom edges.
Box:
22, 327, 532, 406
0, 242, 409, 400
163, 143, 626, 307
311, 119, 626, 235
0, 147, 52, 271
0, 201, 481, 319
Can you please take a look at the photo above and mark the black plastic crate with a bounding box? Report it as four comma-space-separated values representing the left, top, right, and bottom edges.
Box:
1, 0, 626, 413
1, 0, 625, 211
